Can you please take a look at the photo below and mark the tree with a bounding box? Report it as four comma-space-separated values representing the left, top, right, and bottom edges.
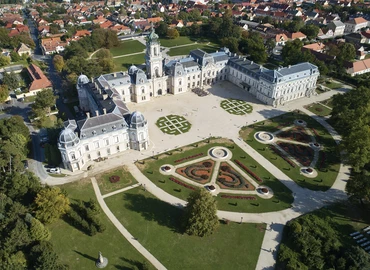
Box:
32, 88, 56, 116
0, 84, 9, 103
239, 32, 268, 63
0, 55, 10, 67
183, 188, 219, 237
346, 170, 370, 201
167, 28, 179, 39
29, 241, 66, 270
300, 24, 320, 40
53, 55, 64, 72
2, 72, 19, 90
10, 51, 20, 62
156, 21, 168, 37
221, 37, 239, 53
30, 217, 51, 241
337, 43, 356, 62
34, 187, 70, 224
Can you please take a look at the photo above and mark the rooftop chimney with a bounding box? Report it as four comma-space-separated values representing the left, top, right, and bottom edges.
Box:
86, 112, 90, 118
103, 94, 108, 100
113, 73, 117, 77
95, 110, 99, 116
103, 108, 107, 114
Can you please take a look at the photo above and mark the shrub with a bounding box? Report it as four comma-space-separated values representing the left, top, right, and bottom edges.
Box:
201, 174, 208, 180
203, 161, 212, 168
220, 165, 230, 172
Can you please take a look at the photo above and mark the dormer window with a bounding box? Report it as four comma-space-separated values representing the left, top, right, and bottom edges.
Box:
92, 131, 97, 135
112, 125, 117, 130
82, 133, 86, 138
102, 128, 106, 133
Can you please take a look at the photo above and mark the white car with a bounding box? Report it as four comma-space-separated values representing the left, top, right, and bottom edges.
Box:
49, 168, 61, 174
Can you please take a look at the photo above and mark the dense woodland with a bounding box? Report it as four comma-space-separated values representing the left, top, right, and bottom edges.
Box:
0, 116, 69, 269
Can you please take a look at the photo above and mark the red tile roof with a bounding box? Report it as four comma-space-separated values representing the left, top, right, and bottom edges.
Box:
27, 64, 52, 92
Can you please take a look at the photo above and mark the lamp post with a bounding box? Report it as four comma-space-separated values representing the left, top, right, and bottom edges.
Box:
240, 216, 243, 224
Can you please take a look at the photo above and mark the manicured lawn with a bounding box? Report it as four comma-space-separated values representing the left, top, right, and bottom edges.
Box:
96, 166, 138, 195
167, 44, 218, 56
240, 111, 341, 191
325, 81, 342, 89
159, 36, 195, 47
136, 138, 293, 213
24, 95, 37, 103
220, 98, 253, 115
156, 114, 191, 135
321, 98, 333, 108
48, 179, 153, 270
113, 53, 145, 72
105, 187, 266, 270
109, 40, 146, 57
305, 103, 332, 117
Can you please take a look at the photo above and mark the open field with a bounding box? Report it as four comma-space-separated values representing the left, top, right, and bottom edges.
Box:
105, 187, 266, 270
109, 40, 146, 56
49, 179, 153, 270
96, 166, 137, 195
159, 36, 195, 47
113, 53, 145, 72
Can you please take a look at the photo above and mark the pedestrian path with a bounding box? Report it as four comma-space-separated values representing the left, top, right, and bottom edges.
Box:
102, 183, 141, 199
91, 177, 167, 270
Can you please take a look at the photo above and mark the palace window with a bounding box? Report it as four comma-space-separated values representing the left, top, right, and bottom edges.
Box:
85, 145, 89, 151
105, 139, 109, 146
114, 136, 119, 143
95, 142, 99, 149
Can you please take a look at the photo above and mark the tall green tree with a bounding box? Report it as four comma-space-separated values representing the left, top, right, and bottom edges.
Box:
34, 187, 70, 224
32, 88, 56, 116
346, 170, 370, 202
183, 188, 219, 237
53, 55, 64, 73
2, 72, 19, 90
0, 84, 9, 102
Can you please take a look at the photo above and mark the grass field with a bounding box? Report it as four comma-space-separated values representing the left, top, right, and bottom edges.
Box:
113, 53, 145, 72
49, 179, 153, 270
168, 44, 218, 56
240, 111, 341, 191
105, 187, 266, 270
96, 166, 138, 195
159, 36, 195, 47
136, 138, 293, 213
305, 103, 332, 117
109, 40, 146, 57
325, 81, 342, 89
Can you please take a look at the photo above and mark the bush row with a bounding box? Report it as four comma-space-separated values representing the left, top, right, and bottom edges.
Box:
174, 153, 204, 163
221, 195, 257, 200
67, 199, 106, 236
169, 177, 196, 190
234, 160, 263, 183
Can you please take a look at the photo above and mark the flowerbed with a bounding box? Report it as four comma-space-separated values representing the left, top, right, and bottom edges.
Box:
176, 159, 214, 183
319, 151, 326, 169
217, 162, 255, 190
277, 127, 311, 143
221, 194, 257, 200
109, 175, 120, 183
270, 145, 296, 168
169, 177, 196, 190
234, 160, 263, 183
174, 153, 204, 163
277, 142, 313, 167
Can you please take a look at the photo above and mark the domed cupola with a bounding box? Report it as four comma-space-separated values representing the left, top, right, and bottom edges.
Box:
128, 65, 138, 75
129, 111, 147, 129
77, 74, 89, 87
58, 128, 80, 148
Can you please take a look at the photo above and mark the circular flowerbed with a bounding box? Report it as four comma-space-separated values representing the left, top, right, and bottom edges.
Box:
210, 147, 230, 160
310, 142, 321, 150
162, 165, 171, 172
306, 168, 313, 174
254, 131, 274, 144
259, 187, 269, 194
294, 119, 307, 127
109, 175, 120, 183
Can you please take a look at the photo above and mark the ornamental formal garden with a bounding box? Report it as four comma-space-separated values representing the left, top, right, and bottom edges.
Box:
135, 138, 293, 213
220, 99, 253, 115
240, 110, 341, 191
156, 114, 192, 135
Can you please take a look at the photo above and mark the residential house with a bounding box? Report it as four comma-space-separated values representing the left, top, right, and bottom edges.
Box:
38, 26, 50, 36
27, 64, 52, 94
72, 29, 91, 40
16, 43, 32, 56
345, 17, 369, 33
109, 24, 131, 35
53, 19, 65, 28
344, 32, 367, 44
286, 32, 307, 41
345, 58, 370, 76
41, 37, 68, 55
327, 20, 345, 36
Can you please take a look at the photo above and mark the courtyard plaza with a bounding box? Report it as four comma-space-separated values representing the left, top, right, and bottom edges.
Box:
38, 80, 351, 269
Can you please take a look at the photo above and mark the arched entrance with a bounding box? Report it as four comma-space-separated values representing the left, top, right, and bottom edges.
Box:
157, 89, 162, 95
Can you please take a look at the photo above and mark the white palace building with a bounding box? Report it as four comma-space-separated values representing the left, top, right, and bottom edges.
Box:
58, 27, 319, 171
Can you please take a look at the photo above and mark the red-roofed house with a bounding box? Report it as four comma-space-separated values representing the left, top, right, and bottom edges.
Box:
345, 58, 370, 76
27, 64, 52, 93
345, 17, 369, 33
41, 37, 68, 55
73, 30, 91, 40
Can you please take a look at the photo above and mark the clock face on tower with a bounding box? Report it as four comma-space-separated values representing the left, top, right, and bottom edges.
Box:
177, 71, 182, 75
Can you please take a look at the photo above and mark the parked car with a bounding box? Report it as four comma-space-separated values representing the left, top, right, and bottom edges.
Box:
49, 168, 61, 174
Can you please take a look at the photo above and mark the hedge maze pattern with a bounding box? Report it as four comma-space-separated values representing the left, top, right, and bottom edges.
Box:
156, 115, 192, 135
220, 99, 253, 115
